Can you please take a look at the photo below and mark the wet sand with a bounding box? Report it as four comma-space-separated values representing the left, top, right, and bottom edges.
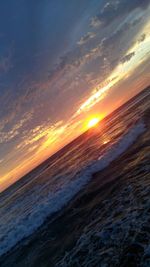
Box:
0, 124, 150, 267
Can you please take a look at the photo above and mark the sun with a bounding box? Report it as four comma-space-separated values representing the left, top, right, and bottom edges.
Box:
87, 117, 100, 128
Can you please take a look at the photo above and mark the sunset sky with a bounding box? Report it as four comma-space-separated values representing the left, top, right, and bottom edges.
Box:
0, 0, 150, 191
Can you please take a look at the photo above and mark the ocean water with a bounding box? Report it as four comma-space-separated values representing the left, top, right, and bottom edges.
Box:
0, 88, 149, 259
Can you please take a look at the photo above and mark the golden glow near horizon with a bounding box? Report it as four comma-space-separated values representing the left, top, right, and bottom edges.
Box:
73, 19, 150, 118
87, 117, 100, 128
0, 7, 150, 192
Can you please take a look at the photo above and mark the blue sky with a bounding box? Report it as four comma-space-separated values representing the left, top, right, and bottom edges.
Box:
0, 0, 150, 191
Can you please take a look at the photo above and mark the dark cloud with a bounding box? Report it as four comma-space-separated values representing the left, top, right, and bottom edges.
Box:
120, 52, 135, 64
131, 16, 143, 27
49, 12, 144, 83
138, 33, 146, 43
91, 0, 150, 27
0, 0, 149, 180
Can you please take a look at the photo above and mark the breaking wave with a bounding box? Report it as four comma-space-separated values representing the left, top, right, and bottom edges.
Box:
0, 120, 146, 257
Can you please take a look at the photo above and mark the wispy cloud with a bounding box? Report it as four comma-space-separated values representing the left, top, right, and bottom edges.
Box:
91, 0, 150, 28
77, 32, 96, 45
0, 112, 33, 144
0, 0, 149, 189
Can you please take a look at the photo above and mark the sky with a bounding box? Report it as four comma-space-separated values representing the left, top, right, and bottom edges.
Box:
0, 0, 150, 192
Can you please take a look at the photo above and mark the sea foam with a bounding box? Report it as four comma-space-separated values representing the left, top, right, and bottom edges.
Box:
0, 120, 146, 257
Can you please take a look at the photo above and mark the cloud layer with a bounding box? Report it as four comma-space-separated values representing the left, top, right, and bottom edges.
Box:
0, 0, 150, 189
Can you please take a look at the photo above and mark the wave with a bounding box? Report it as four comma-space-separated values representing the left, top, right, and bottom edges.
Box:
0, 120, 146, 257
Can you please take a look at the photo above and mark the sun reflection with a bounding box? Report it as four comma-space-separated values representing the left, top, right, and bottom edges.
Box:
103, 139, 110, 144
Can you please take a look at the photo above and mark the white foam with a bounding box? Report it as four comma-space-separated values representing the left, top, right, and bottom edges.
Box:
0, 120, 146, 257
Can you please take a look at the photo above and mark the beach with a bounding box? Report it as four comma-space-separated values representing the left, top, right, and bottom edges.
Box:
0, 1, 150, 266
0, 108, 149, 267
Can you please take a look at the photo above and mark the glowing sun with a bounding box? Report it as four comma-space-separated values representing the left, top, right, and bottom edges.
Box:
87, 117, 100, 128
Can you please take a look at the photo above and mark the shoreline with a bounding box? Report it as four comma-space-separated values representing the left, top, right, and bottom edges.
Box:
0, 128, 148, 267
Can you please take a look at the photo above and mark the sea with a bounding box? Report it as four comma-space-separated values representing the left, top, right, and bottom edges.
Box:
0, 87, 150, 267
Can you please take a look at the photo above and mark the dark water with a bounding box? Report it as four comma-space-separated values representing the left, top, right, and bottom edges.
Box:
0, 87, 150, 266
